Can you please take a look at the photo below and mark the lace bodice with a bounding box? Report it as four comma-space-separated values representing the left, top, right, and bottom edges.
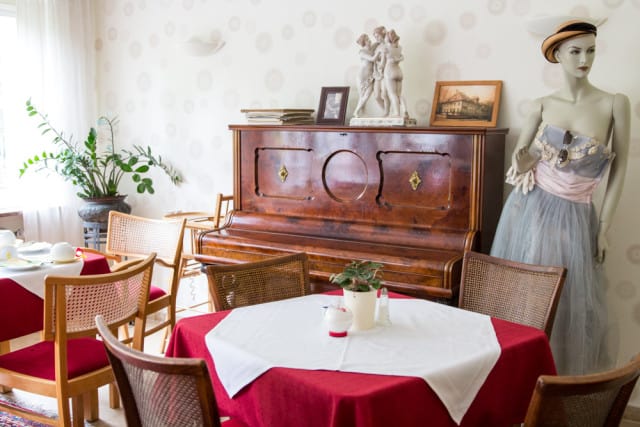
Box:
532, 123, 614, 179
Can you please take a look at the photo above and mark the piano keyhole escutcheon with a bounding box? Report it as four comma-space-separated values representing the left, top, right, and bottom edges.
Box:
278, 165, 289, 182
409, 170, 422, 191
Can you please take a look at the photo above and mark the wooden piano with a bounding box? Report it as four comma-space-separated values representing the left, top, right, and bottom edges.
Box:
196, 125, 507, 302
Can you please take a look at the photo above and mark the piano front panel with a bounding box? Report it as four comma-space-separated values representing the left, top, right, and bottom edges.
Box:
200, 125, 507, 301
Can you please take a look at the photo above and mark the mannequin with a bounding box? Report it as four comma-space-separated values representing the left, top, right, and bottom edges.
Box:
491, 20, 630, 375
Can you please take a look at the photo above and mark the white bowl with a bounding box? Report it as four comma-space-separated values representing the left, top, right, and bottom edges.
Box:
50, 242, 76, 262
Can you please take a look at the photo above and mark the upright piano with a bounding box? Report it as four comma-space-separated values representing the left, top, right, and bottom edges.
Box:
196, 125, 506, 302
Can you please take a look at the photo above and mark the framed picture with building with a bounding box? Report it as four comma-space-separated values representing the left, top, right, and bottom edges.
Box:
429, 80, 502, 127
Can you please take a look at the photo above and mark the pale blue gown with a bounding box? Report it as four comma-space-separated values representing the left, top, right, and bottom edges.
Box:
491, 123, 615, 375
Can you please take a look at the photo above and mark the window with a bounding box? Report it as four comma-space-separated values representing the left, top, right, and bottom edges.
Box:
0, 3, 17, 191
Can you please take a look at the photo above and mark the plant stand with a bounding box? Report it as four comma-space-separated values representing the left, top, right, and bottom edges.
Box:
82, 221, 107, 250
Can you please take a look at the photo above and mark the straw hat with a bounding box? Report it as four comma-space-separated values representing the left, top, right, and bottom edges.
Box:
541, 19, 597, 63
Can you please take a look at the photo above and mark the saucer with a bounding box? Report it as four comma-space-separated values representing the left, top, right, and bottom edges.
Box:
0, 258, 42, 271
52, 256, 81, 264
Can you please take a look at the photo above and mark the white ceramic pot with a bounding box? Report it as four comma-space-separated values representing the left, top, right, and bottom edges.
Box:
343, 288, 377, 331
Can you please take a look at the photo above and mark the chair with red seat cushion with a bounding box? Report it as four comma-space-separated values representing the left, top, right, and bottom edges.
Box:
101, 211, 186, 352
96, 314, 246, 427
0, 253, 155, 427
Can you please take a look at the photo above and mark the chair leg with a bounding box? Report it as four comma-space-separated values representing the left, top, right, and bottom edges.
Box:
160, 303, 177, 353
109, 382, 121, 409
160, 325, 170, 354
121, 323, 132, 344
83, 389, 99, 421
0, 341, 11, 393
67, 395, 81, 427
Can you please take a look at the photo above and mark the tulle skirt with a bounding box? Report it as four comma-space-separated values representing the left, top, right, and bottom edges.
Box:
490, 186, 613, 375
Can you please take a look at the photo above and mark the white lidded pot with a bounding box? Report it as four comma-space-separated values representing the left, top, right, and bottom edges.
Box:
323, 306, 353, 337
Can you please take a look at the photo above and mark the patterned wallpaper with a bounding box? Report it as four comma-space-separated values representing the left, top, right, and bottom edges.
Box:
95, 0, 640, 402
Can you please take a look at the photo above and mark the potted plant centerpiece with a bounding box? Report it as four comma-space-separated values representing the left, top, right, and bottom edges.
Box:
19, 100, 182, 223
329, 260, 383, 331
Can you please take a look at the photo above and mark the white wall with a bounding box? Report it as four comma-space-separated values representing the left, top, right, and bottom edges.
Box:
95, 0, 640, 404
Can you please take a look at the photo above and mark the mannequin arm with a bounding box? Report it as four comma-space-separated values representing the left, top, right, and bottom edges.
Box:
596, 93, 631, 263
512, 99, 543, 173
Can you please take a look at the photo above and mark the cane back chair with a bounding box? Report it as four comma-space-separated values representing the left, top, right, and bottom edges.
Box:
0, 253, 155, 427
101, 211, 186, 352
458, 251, 567, 338
96, 315, 246, 427
204, 252, 310, 312
523, 353, 640, 427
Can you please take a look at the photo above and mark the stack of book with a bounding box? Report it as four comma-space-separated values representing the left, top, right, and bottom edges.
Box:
241, 108, 315, 125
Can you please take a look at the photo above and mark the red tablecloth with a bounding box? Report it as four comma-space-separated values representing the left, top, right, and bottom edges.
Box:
166, 293, 556, 427
0, 253, 110, 342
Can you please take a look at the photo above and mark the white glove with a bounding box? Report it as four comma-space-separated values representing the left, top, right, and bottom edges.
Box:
505, 166, 535, 195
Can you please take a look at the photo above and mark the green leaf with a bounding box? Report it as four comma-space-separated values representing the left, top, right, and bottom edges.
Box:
134, 165, 149, 173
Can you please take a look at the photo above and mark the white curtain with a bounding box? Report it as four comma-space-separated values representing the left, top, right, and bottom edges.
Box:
7, 0, 96, 245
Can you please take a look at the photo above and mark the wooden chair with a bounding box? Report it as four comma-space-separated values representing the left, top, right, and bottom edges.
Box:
97, 211, 186, 352
523, 353, 640, 427
458, 251, 567, 338
0, 253, 156, 427
165, 193, 234, 311
204, 252, 310, 311
96, 315, 245, 427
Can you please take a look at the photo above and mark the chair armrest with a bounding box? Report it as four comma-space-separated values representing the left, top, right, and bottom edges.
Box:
111, 258, 145, 272
78, 247, 121, 262
164, 211, 214, 221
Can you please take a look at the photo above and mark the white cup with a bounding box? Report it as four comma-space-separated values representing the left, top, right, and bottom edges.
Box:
0, 230, 16, 247
50, 242, 76, 262
0, 245, 18, 260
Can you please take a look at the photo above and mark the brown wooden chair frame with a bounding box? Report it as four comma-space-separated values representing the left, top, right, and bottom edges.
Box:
96, 314, 224, 427
523, 353, 640, 426
164, 193, 234, 312
458, 250, 567, 338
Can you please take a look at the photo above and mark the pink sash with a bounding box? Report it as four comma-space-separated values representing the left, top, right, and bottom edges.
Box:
534, 162, 600, 204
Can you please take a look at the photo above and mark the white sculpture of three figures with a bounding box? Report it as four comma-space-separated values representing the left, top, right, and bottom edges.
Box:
350, 26, 416, 126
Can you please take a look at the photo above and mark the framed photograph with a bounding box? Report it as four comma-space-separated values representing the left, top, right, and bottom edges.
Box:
316, 86, 350, 125
429, 80, 502, 127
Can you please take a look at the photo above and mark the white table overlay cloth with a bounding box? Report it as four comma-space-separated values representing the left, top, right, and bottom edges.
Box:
2, 259, 85, 299
205, 294, 501, 424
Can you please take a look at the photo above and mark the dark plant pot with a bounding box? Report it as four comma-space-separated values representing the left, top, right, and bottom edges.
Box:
77, 195, 132, 224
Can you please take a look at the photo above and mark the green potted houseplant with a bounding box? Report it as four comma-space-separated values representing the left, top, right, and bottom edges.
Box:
19, 99, 182, 222
330, 260, 384, 331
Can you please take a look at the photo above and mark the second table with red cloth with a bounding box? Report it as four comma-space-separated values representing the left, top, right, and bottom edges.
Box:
166, 292, 556, 427
0, 252, 111, 342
